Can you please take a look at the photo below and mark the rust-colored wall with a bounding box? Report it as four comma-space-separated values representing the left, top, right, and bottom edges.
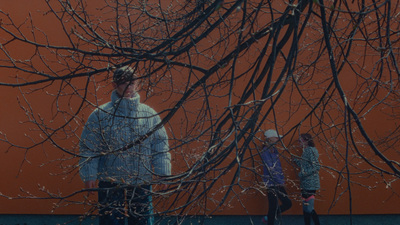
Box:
0, 0, 399, 216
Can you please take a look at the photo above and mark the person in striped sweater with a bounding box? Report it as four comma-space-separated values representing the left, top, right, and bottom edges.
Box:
79, 66, 171, 225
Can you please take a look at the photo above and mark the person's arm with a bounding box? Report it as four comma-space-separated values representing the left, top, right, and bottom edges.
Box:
84, 180, 97, 194
84, 180, 96, 188
79, 111, 102, 190
150, 114, 171, 177
292, 153, 301, 166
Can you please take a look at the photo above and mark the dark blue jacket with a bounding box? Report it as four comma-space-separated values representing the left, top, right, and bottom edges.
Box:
261, 145, 285, 186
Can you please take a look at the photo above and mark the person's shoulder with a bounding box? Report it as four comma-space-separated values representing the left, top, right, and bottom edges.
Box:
308, 146, 319, 156
138, 101, 155, 109
138, 102, 159, 115
99, 101, 114, 111
260, 145, 268, 151
87, 101, 113, 117
263, 145, 277, 153
305, 146, 315, 150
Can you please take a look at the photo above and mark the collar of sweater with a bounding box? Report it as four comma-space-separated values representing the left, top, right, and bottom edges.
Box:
111, 90, 140, 111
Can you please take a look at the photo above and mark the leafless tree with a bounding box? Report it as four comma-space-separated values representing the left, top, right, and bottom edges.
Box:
0, 0, 399, 224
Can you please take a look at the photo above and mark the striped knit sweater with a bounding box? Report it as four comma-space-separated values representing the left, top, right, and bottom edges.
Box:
79, 90, 171, 185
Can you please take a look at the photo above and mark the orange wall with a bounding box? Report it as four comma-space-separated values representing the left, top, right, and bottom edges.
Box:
0, 0, 399, 216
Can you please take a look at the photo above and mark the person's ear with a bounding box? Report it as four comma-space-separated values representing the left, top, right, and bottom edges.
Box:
112, 82, 117, 89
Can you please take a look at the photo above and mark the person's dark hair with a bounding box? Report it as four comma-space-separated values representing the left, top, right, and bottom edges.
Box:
113, 66, 136, 85
300, 133, 315, 147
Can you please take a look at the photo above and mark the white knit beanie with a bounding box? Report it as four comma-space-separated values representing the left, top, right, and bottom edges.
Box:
264, 129, 282, 138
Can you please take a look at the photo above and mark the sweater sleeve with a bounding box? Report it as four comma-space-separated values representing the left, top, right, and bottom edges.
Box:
79, 111, 102, 182
150, 115, 171, 176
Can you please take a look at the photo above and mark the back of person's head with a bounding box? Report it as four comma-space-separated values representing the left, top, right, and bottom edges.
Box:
113, 66, 136, 85
300, 133, 315, 147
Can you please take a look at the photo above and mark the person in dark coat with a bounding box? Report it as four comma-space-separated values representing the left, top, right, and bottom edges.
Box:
293, 133, 321, 225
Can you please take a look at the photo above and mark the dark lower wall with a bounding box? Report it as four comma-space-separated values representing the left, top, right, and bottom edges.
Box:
0, 214, 398, 225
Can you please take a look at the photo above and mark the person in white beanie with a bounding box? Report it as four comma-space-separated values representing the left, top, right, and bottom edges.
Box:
260, 129, 292, 225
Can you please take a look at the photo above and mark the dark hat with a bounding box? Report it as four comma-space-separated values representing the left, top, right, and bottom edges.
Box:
113, 66, 136, 85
